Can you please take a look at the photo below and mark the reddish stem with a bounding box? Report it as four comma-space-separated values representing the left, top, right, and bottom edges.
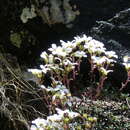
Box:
95, 76, 107, 98
120, 70, 130, 91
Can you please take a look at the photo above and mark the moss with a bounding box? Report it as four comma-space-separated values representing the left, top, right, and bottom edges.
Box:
10, 32, 22, 48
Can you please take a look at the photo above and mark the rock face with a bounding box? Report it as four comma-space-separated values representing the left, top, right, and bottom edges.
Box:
28, 0, 79, 28
90, 9, 130, 60
90, 8, 130, 91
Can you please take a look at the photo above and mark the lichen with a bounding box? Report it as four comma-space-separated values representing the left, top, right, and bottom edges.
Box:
20, 5, 37, 23
10, 30, 36, 48
39, 0, 80, 28
21, 0, 80, 28
10, 32, 22, 48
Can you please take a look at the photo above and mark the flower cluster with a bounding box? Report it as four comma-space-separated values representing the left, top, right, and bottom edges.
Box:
28, 35, 119, 129
30, 80, 97, 129
31, 107, 97, 130
28, 35, 118, 97
29, 35, 117, 86
41, 81, 72, 107
123, 55, 130, 70
31, 108, 80, 130
120, 55, 130, 90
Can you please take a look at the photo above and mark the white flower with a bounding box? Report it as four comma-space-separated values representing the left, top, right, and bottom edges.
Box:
52, 93, 64, 101
31, 118, 48, 129
95, 47, 106, 54
105, 51, 118, 58
47, 114, 62, 122
55, 84, 66, 90
40, 85, 55, 92
74, 35, 89, 44
40, 51, 47, 59
123, 55, 129, 63
123, 63, 130, 70
56, 108, 69, 116
28, 69, 42, 75
74, 36, 84, 43
40, 85, 46, 89
62, 59, 77, 72
91, 56, 106, 65
84, 36, 93, 42
48, 44, 57, 52
55, 84, 70, 95
63, 47, 72, 54
52, 86, 70, 101
68, 111, 80, 118
83, 38, 107, 55
51, 46, 67, 57
92, 56, 116, 65
48, 44, 68, 57
40, 51, 48, 63
91, 39, 104, 48
31, 117, 62, 130
48, 54, 54, 64
60, 40, 76, 49
40, 84, 70, 96
73, 51, 87, 58
40, 65, 49, 73
56, 108, 80, 118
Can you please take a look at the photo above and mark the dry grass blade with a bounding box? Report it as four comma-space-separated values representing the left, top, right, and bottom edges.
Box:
0, 53, 48, 130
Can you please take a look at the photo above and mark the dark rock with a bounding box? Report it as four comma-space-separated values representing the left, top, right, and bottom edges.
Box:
90, 8, 130, 58
107, 63, 127, 88
90, 8, 130, 91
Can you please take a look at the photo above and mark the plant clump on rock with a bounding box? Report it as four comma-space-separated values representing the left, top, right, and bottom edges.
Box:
28, 35, 128, 130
